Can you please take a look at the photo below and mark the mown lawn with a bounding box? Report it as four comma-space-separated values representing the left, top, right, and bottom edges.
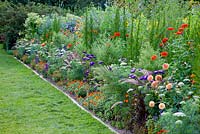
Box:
0, 45, 114, 134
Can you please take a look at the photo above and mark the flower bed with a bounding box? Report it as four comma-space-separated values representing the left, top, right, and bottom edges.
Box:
13, 1, 200, 133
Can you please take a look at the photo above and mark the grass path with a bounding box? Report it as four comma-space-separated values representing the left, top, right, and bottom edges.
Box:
0, 46, 113, 134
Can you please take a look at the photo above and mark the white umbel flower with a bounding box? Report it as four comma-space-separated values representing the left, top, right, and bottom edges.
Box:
173, 112, 186, 117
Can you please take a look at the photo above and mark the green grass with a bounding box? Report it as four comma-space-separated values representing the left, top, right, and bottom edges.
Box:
0, 46, 114, 134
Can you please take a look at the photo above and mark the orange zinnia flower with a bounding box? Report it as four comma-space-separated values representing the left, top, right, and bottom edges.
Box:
160, 51, 168, 57
151, 55, 157, 61
181, 23, 188, 28
178, 27, 184, 32
124, 99, 128, 103
114, 32, 120, 37
175, 31, 182, 35
67, 43, 73, 48
41, 43, 46, 47
162, 38, 168, 44
167, 27, 174, 31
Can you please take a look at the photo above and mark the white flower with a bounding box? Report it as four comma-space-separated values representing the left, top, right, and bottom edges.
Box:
175, 120, 183, 125
111, 101, 123, 109
159, 94, 165, 97
120, 62, 127, 66
173, 112, 186, 117
127, 88, 134, 93
183, 79, 190, 82
188, 91, 194, 95
178, 82, 184, 87
158, 86, 165, 90
161, 112, 170, 116
180, 101, 186, 105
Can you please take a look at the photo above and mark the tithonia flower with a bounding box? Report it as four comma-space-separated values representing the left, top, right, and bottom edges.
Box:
158, 103, 166, 110
41, 43, 46, 47
162, 38, 168, 44
178, 27, 184, 32
181, 23, 188, 28
166, 83, 173, 90
162, 63, 169, 70
67, 43, 73, 48
151, 81, 159, 88
175, 31, 182, 35
114, 32, 120, 37
147, 75, 153, 81
159, 43, 164, 47
151, 55, 157, 60
155, 75, 162, 81
167, 27, 174, 31
160, 51, 168, 57
149, 101, 155, 108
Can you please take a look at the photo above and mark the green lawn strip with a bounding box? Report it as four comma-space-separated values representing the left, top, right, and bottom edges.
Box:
0, 47, 114, 134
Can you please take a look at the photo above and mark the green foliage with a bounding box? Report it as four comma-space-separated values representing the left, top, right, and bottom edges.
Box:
135, 43, 165, 71
155, 99, 200, 134
68, 60, 84, 81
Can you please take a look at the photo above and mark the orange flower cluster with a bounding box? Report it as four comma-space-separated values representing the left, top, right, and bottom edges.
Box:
157, 129, 168, 134
67, 80, 84, 89
175, 23, 189, 35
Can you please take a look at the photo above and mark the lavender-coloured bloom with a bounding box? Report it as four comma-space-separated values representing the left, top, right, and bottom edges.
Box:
139, 75, 148, 80
44, 63, 49, 71
108, 66, 112, 71
98, 61, 104, 64
85, 70, 90, 76
131, 68, 136, 73
82, 57, 90, 61
90, 61, 95, 66
35, 56, 39, 64
153, 70, 165, 75
129, 74, 136, 79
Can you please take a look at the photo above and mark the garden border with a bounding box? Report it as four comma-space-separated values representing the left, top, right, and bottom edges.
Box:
14, 57, 119, 134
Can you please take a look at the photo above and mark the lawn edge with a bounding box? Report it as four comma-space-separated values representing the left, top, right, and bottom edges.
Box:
14, 57, 119, 134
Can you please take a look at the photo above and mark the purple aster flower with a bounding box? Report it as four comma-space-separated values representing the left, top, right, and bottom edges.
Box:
131, 68, 136, 73
139, 75, 148, 80
98, 61, 104, 64
35, 56, 39, 64
44, 63, 49, 71
82, 57, 90, 61
90, 62, 95, 66
129, 74, 136, 79
153, 70, 165, 75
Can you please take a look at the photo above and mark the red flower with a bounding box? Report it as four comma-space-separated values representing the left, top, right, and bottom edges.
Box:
178, 27, 184, 32
181, 23, 188, 28
175, 31, 182, 35
162, 38, 168, 44
67, 43, 73, 48
160, 51, 168, 57
151, 55, 157, 60
126, 34, 129, 37
41, 43, 46, 47
114, 32, 120, 37
167, 27, 174, 31
159, 43, 164, 47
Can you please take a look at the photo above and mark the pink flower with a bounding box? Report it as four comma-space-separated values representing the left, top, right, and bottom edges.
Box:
162, 63, 169, 70
151, 81, 159, 88
155, 75, 162, 81
147, 75, 154, 81
166, 83, 173, 90
149, 101, 155, 108
159, 103, 165, 110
